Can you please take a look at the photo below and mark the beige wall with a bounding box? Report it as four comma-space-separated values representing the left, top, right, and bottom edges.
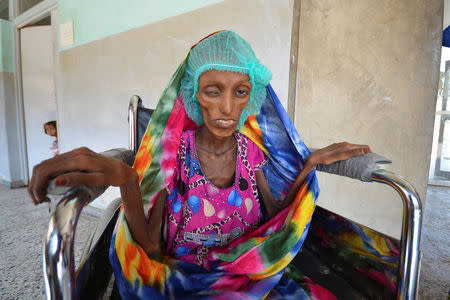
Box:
445, 0, 450, 29
57, 0, 293, 155
295, 0, 442, 237
56, 0, 294, 208
55, 0, 442, 232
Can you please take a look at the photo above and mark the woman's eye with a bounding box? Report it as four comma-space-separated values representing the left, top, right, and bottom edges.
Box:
235, 89, 249, 97
205, 89, 220, 96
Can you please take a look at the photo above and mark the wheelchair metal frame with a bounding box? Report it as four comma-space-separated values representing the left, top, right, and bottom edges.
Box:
43, 96, 422, 300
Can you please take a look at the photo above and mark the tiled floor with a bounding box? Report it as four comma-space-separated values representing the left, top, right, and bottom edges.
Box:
0, 185, 99, 299
0, 184, 448, 299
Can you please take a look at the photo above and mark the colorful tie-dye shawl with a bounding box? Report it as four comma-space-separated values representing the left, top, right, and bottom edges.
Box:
109, 45, 320, 300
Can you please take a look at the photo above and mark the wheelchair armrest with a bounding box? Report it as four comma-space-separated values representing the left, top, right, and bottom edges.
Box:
313, 148, 422, 298
46, 148, 135, 198
313, 150, 392, 182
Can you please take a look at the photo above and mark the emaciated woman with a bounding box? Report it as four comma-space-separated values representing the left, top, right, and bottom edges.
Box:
30, 31, 370, 299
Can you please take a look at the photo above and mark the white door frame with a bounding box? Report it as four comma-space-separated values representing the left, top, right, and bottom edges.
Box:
10, 0, 57, 184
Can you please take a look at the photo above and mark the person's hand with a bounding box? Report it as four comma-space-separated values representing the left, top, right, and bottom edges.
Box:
28, 147, 138, 205
306, 142, 371, 167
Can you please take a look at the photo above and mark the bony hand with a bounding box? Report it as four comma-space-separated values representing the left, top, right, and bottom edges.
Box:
307, 142, 371, 167
28, 147, 138, 205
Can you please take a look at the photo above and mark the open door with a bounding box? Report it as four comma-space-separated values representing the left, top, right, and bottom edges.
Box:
20, 23, 57, 178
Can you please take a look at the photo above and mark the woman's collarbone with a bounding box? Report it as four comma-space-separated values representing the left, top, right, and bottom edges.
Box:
197, 152, 236, 188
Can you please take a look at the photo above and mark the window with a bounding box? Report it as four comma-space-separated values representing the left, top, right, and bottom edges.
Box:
429, 48, 450, 183
0, 0, 9, 20
19, 0, 44, 14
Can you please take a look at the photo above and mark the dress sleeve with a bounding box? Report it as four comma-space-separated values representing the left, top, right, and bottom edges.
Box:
248, 138, 268, 171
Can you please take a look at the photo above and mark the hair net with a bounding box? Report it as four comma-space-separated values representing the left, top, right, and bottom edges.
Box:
180, 31, 272, 129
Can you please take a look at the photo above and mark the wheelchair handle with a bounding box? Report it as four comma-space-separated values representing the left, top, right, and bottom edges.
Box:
43, 148, 134, 300
43, 186, 93, 300
128, 95, 142, 154
371, 169, 422, 300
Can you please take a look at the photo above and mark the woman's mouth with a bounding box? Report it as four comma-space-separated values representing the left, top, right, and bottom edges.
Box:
214, 119, 236, 128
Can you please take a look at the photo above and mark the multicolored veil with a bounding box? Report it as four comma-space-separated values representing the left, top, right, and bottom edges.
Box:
109, 32, 320, 299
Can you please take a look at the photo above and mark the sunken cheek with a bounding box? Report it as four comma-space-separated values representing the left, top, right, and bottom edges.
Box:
198, 95, 248, 120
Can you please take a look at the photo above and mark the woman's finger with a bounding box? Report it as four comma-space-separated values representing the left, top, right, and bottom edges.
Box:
28, 147, 99, 204
44, 147, 98, 165
332, 142, 369, 152
28, 146, 135, 205
31, 156, 95, 203
333, 145, 369, 161
344, 144, 370, 156
54, 172, 112, 187
30, 150, 112, 204
347, 147, 367, 157
315, 143, 371, 165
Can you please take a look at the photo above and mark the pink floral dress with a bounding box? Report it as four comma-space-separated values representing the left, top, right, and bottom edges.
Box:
163, 130, 267, 268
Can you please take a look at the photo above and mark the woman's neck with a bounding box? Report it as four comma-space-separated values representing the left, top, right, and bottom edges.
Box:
195, 126, 236, 156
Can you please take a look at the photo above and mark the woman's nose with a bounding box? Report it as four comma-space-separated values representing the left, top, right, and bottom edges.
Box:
219, 92, 233, 115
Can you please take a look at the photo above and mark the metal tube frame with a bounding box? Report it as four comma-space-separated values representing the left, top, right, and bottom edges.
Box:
371, 170, 422, 300
128, 95, 142, 154
43, 187, 92, 300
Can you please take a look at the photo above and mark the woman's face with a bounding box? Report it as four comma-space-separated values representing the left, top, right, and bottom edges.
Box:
196, 70, 251, 138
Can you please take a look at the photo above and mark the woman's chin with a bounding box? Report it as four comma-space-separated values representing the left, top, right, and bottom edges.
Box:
213, 127, 237, 138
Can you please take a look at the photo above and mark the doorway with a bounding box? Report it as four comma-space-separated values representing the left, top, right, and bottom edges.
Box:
11, 0, 58, 184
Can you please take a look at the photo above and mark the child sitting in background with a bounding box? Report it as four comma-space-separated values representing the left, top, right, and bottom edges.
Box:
43, 120, 58, 156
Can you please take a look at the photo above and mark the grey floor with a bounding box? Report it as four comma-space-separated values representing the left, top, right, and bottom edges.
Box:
418, 186, 449, 300
0, 185, 448, 299
0, 186, 99, 299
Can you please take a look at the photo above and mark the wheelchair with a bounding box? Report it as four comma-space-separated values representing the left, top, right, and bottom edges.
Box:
42, 95, 422, 300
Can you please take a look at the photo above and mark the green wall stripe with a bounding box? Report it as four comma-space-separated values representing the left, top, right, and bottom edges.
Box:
58, 0, 223, 50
